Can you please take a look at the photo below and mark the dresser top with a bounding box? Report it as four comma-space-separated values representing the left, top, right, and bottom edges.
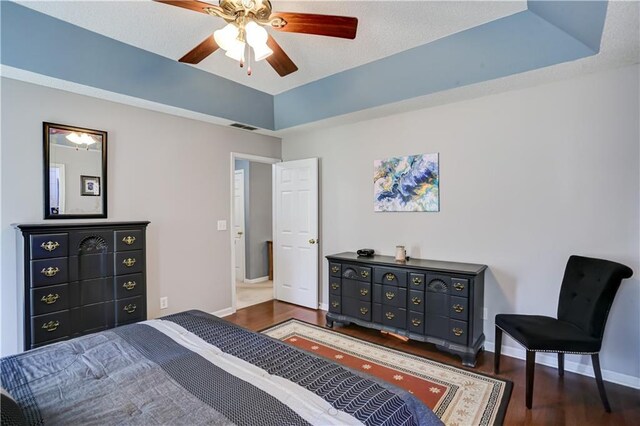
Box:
14, 221, 150, 232
326, 252, 487, 275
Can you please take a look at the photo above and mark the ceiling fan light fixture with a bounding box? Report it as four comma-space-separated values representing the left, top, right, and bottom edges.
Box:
214, 22, 240, 51
225, 40, 246, 63
252, 43, 273, 61
245, 21, 272, 61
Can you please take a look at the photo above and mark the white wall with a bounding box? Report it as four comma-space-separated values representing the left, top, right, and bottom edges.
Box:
282, 65, 640, 386
0, 78, 281, 356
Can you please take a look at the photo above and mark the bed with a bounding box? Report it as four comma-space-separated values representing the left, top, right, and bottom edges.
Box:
1, 310, 441, 425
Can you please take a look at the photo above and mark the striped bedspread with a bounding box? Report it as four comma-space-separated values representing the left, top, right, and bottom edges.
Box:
1, 310, 441, 425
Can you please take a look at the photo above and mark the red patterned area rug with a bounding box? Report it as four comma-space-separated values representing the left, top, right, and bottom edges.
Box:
262, 319, 512, 426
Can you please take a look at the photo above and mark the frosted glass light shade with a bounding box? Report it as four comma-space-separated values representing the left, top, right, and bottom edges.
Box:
252, 43, 273, 61
225, 41, 246, 62
214, 23, 239, 51
245, 21, 272, 61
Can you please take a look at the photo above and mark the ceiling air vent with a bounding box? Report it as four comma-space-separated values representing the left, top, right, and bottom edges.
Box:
230, 123, 257, 131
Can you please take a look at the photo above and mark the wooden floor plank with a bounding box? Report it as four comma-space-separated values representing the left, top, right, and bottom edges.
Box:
226, 300, 640, 425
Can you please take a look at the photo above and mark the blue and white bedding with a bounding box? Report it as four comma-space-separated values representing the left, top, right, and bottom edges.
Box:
1, 310, 441, 425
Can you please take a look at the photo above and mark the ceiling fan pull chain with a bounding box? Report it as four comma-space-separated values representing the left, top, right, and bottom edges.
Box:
240, 41, 247, 68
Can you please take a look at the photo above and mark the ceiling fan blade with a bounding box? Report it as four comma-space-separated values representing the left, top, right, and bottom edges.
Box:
179, 35, 219, 64
153, 0, 215, 15
265, 35, 298, 77
270, 12, 358, 39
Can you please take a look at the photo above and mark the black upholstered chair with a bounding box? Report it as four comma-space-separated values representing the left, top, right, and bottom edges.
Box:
494, 255, 633, 412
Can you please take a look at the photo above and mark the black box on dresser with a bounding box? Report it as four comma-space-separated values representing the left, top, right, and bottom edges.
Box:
15, 222, 150, 351
326, 252, 487, 367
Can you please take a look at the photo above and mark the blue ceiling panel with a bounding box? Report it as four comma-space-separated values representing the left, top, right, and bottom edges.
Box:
528, 0, 608, 52
273, 9, 599, 129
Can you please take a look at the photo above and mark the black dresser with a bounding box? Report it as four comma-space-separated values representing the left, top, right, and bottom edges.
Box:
326, 252, 487, 367
16, 222, 150, 350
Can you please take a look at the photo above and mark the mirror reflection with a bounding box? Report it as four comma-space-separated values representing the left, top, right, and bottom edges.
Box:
44, 123, 107, 219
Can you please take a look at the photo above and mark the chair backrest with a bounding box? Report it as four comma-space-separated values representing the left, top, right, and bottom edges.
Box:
557, 255, 633, 340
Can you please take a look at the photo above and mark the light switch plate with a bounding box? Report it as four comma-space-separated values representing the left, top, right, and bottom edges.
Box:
217, 220, 227, 231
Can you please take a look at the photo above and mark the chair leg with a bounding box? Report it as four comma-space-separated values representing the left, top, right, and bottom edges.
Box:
494, 326, 503, 374
591, 353, 611, 413
558, 353, 564, 377
526, 350, 536, 409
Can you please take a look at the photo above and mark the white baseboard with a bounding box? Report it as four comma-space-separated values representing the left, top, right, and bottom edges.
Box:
211, 307, 235, 317
485, 341, 640, 390
243, 276, 269, 284
319, 302, 328, 311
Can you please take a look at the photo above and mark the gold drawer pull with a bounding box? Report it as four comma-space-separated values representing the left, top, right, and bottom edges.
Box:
453, 282, 465, 291
124, 304, 137, 314
412, 277, 422, 285
331, 301, 340, 308
453, 327, 464, 336
331, 266, 340, 273
331, 283, 339, 290
360, 270, 369, 278
360, 288, 368, 296
411, 318, 422, 327
385, 273, 396, 281
40, 241, 60, 252
385, 312, 395, 320
385, 291, 395, 300
40, 267, 60, 277
123, 281, 137, 291
122, 235, 136, 245
42, 320, 59, 332
123, 258, 136, 267
40, 294, 59, 304
412, 296, 422, 305
360, 307, 369, 315
453, 304, 464, 313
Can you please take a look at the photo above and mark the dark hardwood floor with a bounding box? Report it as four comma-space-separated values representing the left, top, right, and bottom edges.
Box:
226, 300, 640, 425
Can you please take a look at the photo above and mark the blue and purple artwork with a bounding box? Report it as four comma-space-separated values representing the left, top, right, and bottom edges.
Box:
374, 153, 439, 212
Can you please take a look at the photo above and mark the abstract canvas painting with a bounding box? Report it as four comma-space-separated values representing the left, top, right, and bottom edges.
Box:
374, 153, 439, 212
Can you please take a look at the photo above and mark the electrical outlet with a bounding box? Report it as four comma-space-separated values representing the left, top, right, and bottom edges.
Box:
482, 308, 488, 320
160, 297, 168, 310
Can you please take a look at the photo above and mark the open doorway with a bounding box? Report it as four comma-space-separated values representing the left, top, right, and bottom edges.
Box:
231, 153, 279, 311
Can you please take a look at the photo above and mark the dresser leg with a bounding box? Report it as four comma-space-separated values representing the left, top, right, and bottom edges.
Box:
461, 353, 477, 368
326, 320, 334, 328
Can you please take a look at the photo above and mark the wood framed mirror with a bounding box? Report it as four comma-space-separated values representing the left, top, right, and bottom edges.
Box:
44, 122, 107, 219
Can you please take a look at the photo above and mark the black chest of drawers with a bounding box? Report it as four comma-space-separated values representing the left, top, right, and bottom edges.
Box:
16, 222, 150, 350
326, 252, 487, 367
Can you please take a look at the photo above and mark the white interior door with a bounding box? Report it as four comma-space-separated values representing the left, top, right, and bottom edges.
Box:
233, 170, 246, 282
274, 158, 319, 309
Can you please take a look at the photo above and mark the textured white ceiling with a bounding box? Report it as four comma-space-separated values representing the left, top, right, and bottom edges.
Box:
17, 0, 527, 94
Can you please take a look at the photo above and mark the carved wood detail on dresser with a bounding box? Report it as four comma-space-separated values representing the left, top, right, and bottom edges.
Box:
326, 252, 487, 367
16, 222, 150, 350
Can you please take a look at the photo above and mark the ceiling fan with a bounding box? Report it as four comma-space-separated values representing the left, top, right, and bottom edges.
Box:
154, 0, 358, 77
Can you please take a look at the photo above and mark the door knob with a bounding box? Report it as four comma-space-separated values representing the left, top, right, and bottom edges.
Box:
309, 239, 316, 244
237, 231, 243, 235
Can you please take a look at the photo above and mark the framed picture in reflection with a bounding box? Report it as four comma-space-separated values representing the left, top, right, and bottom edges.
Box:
81, 175, 100, 196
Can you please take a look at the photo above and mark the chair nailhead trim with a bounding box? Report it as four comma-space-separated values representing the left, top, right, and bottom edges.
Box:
495, 325, 598, 355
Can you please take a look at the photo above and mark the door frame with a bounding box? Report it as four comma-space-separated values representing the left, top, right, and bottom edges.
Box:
233, 169, 246, 283
229, 152, 280, 313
